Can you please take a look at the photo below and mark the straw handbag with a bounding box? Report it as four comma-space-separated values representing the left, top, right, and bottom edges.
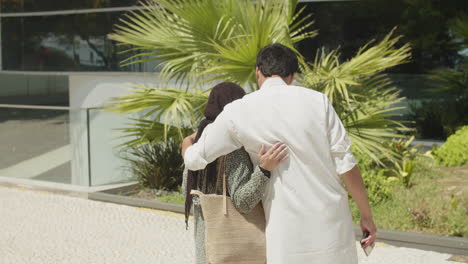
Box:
191, 156, 267, 264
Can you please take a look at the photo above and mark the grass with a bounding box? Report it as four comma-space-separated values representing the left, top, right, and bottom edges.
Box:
158, 191, 185, 205
128, 187, 186, 205
350, 155, 468, 237
151, 156, 468, 238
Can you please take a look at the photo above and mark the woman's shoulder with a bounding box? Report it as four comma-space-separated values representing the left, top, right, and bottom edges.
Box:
225, 147, 252, 167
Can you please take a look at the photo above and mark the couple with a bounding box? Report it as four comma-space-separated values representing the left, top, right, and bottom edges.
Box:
182, 44, 376, 264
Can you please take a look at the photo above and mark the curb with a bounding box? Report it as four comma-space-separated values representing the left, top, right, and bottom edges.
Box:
89, 191, 185, 213
352, 226, 467, 256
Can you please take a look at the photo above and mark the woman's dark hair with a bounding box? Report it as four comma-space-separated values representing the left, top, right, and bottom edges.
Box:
184, 82, 246, 228
256, 43, 298, 78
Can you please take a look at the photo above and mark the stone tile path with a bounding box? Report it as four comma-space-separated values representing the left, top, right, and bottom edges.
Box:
0, 186, 464, 264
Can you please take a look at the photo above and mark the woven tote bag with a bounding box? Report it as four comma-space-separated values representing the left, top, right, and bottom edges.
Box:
191, 156, 267, 264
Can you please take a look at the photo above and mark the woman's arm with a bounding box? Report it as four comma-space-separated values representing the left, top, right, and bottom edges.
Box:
227, 144, 288, 214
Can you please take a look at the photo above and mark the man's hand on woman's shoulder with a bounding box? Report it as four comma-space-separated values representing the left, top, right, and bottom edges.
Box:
181, 132, 197, 158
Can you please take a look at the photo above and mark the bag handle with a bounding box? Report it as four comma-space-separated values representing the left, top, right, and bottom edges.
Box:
217, 156, 228, 216
194, 157, 228, 215
190, 190, 204, 196
223, 166, 227, 216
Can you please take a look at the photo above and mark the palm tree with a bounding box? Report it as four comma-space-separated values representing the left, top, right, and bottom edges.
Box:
106, 0, 315, 145
108, 0, 315, 89
106, 0, 412, 165
301, 31, 411, 162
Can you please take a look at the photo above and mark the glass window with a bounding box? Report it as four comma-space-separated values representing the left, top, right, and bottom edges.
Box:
0, 0, 138, 13
1, 12, 145, 71
297, 0, 468, 74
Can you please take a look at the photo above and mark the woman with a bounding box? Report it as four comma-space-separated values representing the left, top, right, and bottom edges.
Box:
182, 82, 288, 264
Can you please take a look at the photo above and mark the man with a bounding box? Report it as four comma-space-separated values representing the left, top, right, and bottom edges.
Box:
182, 43, 376, 264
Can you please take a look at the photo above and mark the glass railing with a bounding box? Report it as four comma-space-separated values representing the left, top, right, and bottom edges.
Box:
87, 108, 136, 186
0, 105, 137, 187
0, 105, 75, 184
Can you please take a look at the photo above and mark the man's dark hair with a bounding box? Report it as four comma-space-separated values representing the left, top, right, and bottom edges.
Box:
256, 43, 298, 78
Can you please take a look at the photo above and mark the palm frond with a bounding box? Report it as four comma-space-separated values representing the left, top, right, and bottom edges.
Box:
113, 118, 191, 148
107, 0, 413, 167
429, 68, 468, 98
300, 30, 412, 165
106, 85, 208, 140
301, 29, 411, 104
109, 0, 316, 88
451, 14, 468, 49
343, 73, 410, 163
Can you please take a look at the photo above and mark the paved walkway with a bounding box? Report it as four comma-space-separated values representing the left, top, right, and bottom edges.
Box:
0, 185, 464, 264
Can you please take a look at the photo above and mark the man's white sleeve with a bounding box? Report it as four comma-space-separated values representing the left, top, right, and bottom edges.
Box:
324, 95, 357, 175
184, 104, 242, 171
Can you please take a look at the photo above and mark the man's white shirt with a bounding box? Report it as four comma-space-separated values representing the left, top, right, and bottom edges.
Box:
184, 77, 358, 264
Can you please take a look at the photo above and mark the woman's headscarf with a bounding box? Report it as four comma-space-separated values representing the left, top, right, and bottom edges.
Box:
185, 82, 246, 227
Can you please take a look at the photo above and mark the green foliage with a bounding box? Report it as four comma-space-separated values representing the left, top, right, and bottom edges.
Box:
353, 136, 419, 206
108, 0, 316, 88
350, 156, 468, 238
107, 86, 208, 146
122, 138, 184, 191
300, 30, 411, 165
113, 119, 192, 148
451, 14, 468, 50
108, 0, 413, 169
301, 30, 411, 104
433, 126, 468, 167
158, 190, 185, 205
354, 152, 398, 206
386, 136, 419, 188
446, 205, 468, 237
430, 67, 468, 99
361, 167, 398, 206
107, 0, 317, 146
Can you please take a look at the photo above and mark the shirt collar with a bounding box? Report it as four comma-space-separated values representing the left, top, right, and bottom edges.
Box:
260, 77, 287, 90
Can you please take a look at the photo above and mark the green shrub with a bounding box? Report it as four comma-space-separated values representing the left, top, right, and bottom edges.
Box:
353, 136, 418, 205
433, 126, 468, 167
122, 138, 184, 191
351, 156, 468, 238
385, 136, 419, 188
361, 168, 399, 205
354, 152, 399, 205
446, 206, 468, 237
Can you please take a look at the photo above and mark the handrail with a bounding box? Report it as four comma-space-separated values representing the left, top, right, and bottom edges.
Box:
0, 104, 107, 110
0, 104, 74, 110
0, 6, 144, 18
0, 0, 354, 18
0, 70, 157, 76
